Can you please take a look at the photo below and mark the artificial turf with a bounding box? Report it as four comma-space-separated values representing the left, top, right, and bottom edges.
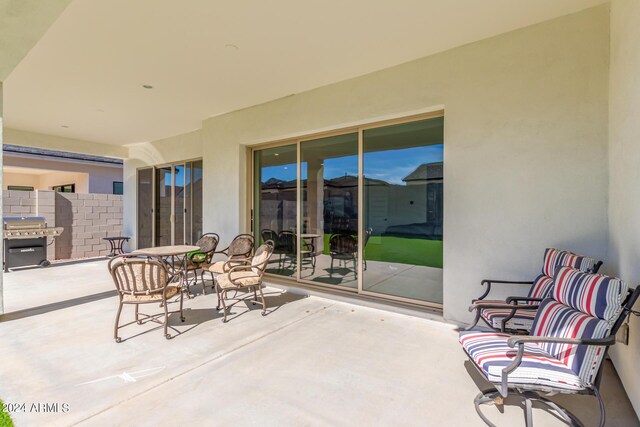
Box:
321, 235, 443, 268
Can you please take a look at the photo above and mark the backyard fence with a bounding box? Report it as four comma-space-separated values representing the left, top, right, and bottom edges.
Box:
2, 189, 124, 260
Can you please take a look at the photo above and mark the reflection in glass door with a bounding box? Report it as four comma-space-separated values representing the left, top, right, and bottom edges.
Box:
300, 133, 358, 288
251, 113, 444, 307
138, 160, 203, 248
253, 144, 297, 277
155, 166, 173, 247
362, 117, 444, 304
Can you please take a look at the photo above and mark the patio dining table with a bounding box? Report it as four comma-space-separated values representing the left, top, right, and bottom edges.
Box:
131, 245, 200, 292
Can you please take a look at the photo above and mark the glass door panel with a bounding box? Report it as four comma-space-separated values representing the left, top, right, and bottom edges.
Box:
174, 164, 186, 245
155, 166, 173, 246
362, 117, 444, 303
300, 133, 358, 289
137, 168, 153, 249
253, 144, 297, 277
190, 160, 203, 244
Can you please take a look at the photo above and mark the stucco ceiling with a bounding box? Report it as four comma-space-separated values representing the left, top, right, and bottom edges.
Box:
4, 0, 605, 146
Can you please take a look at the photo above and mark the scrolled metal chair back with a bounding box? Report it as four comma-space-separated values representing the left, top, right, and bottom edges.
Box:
228, 234, 254, 259
196, 233, 220, 262
251, 241, 275, 274
108, 255, 169, 296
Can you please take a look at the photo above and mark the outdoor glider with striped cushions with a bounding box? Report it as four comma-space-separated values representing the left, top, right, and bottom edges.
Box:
541, 248, 597, 278
462, 268, 628, 391
529, 267, 628, 385
459, 331, 585, 391
479, 275, 555, 330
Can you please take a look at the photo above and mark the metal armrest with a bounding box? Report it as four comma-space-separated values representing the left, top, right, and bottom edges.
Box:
505, 296, 544, 304
469, 302, 539, 312
478, 279, 534, 300
222, 258, 252, 272
507, 335, 616, 348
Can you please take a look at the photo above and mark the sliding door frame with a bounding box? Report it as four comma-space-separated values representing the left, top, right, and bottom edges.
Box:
136, 157, 203, 248
249, 110, 444, 309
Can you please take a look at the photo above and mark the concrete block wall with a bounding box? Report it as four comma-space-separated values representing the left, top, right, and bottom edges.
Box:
1, 190, 124, 260
55, 192, 124, 259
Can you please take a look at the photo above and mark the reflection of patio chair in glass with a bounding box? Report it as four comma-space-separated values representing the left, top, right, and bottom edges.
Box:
176, 233, 219, 295
363, 227, 372, 271
460, 267, 640, 427
109, 255, 185, 342
203, 234, 255, 289
277, 231, 315, 272
329, 233, 357, 278
215, 242, 275, 322
261, 229, 288, 270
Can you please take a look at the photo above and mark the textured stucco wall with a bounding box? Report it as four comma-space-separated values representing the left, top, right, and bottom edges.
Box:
608, 0, 640, 416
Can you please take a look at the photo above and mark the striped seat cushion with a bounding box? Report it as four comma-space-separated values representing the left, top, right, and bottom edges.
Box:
531, 299, 612, 385
481, 307, 537, 330
459, 331, 585, 391
541, 248, 597, 277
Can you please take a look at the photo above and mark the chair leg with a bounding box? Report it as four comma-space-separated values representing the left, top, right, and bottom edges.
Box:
201, 269, 207, 295
594, 387, 606, 427
330, 258, 334, 277
114, 301, 123, 343
253, 287, 257, 305
179, 289, 185, 322
524, 397, 533, 427
135, 304, 141, 324
259, 286, 267, 316
163, 298, 171, 339
464, 309, 482, 331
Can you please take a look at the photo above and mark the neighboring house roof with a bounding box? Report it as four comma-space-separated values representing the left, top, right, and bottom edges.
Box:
402, 162, 443, 182
3, 144, 123, 166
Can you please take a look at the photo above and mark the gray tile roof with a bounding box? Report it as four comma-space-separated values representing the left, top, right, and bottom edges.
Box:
3, 144, 123, 165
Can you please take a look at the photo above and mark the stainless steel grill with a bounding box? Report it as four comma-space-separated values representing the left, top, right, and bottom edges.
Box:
3, 216, 64, 271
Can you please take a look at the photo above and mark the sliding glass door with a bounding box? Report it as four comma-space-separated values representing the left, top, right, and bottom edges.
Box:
300, 133, 359, 288
362, 118, 444, 304
137, 159, 203, 248
251, 113, 444, 307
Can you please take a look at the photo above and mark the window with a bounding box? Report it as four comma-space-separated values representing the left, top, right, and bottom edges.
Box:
113, 181, 123, 195
7, 185, 34, 191
52, 184, 75, 193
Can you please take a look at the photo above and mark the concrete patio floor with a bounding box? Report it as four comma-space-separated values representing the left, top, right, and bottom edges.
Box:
0, 260, 638, 426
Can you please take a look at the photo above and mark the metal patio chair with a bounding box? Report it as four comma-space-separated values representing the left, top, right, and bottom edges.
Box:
467, 248, 602, 333
203, 233, 255, 288
460, 266, 640, 427
176, 232, 219, 295
215, 241, 275, 322
109, 255, 185, 342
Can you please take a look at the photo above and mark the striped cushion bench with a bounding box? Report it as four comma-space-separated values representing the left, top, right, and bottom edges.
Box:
459, 331, 585, 392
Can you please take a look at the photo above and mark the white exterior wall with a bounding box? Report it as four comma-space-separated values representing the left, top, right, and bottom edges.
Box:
608, 0, 640, 416
123, 4, 610, 323
3, 154, 121, 194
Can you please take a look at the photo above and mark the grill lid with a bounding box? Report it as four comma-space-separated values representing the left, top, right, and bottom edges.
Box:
3, 216, 47, 230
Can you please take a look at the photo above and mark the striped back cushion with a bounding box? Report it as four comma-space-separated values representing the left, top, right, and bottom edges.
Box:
553, 267, 628, 323
531, 299, 611, 385
541, 248, 597, 277
526, 274, 554, 302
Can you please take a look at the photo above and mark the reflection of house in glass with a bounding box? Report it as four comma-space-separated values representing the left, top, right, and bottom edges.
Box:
259, 160, 443, 241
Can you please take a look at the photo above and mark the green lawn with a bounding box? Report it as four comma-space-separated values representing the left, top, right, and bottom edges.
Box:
0, 400, 14, 427
321, 234, 443, 268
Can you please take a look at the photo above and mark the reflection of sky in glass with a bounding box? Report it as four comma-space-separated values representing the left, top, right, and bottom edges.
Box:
364, 144, 443, 185
260, 144, 443, 185
262, 164, 296, 182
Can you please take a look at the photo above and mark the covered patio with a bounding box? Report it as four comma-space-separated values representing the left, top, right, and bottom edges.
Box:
0, 261, 638, 426
2, 0, 640, 426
